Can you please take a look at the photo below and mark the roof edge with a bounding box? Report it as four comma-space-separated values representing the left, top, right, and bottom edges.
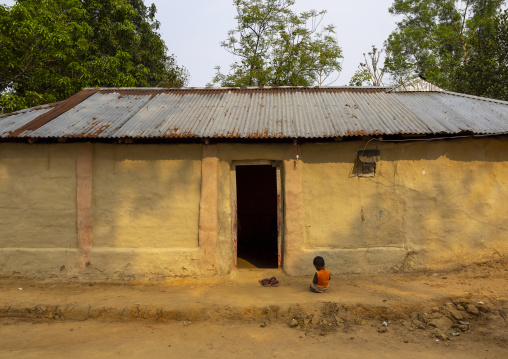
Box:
387, 77, 445, 93
440, 90, 508, 105
0, 102, 57, 119
84, 85, 393, 91
386, 76, 508, 104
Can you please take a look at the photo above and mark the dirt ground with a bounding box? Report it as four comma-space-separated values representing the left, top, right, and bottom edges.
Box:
1, 260, 507, 358
0, 319, 506, 359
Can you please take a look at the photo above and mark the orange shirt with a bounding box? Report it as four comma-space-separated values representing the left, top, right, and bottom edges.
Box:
316, 269, 330, 288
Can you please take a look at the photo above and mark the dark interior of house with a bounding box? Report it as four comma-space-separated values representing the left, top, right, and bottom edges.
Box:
236, 165, 278, 268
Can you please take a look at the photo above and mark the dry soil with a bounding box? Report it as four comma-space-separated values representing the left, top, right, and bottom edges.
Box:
0, 260, 507, 358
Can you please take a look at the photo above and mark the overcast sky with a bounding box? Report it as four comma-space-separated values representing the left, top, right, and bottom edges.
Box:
2, 0, 402, 86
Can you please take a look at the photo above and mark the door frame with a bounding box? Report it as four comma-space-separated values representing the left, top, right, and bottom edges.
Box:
231, 160, 284, 268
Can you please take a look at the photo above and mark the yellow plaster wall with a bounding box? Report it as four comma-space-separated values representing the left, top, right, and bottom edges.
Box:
1, 138, 506, 278
93, 144, 202, 248
0, 143, 77, 248
302, 138, 508, 270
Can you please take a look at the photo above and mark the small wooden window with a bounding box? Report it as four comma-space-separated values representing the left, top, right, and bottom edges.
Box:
357, 149, 380, 177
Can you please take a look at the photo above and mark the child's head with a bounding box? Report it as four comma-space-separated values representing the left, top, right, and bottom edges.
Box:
313, 256, 325, 269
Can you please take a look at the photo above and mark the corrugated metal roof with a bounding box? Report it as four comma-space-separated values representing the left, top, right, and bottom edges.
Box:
1, 83, 508, 140
0, 105, 54, 138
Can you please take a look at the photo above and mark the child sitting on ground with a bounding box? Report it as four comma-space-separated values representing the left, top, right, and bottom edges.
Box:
310, 256, 330, 293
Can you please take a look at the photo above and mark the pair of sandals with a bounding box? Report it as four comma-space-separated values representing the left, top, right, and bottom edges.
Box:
259, 276, 279, 287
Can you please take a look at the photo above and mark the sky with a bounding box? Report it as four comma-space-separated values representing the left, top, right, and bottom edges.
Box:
2, 0, 402, 86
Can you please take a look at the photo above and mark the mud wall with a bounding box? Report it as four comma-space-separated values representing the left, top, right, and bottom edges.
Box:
0, 143, 211, 279
0, 138, 506, 278
0, 143, 79, 274
298, 138, 508, 275
90, 144, 206, 277
93, 144, 201, 248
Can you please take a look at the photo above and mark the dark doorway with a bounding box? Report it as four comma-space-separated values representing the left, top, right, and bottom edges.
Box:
236, 165, 278, 268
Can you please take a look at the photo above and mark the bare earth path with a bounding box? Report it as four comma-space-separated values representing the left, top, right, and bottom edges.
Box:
1, 260, 507, 358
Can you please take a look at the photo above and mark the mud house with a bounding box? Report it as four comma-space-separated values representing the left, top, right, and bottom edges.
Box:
1, 78, 507, 279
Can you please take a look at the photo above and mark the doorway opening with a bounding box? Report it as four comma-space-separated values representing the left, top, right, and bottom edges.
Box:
235, 165, 279, 268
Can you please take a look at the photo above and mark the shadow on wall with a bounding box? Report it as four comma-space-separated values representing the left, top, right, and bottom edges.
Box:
91, 143, 203, 278
0, 143, 78, 249
301, 137, 508, 273
303, 137, 508, 164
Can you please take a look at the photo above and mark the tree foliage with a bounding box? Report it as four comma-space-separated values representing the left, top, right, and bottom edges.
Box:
0, 0, 189, 113
349, 45, 386, 86
451, 9, 508, 99
210, 0, 343, 87
384, 0, 505, 88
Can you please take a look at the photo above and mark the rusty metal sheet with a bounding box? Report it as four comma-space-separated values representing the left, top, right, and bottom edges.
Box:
25, 92, 153, 138
1, 105, 54, 138
2, 85, 508, 140
8, 90, 98, 138
112, 90, 430, 138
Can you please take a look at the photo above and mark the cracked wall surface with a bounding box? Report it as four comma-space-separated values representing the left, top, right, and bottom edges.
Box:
301, 139, 508, 273
0, 138, 507, 278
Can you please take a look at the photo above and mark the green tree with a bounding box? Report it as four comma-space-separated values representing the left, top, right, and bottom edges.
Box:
384, 0, 505, 87
0, 0, 90, 111
209, 0, 343, 87
451, 9, 508, 100
80, 0, 188, 88
0, 0, 188, 113
349, 45, 386, 86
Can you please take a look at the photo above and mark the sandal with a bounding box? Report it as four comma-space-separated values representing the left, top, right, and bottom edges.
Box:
259, 278, 271, 287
